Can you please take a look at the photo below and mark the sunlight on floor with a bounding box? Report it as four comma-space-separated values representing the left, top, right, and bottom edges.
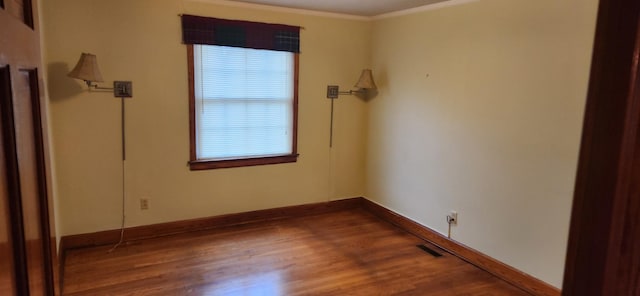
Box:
201, 271, 284, 295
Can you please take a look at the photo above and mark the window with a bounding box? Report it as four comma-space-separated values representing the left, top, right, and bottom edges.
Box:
182, 15, 300, 170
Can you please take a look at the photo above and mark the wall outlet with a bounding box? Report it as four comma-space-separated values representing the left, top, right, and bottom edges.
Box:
140, 198, 149, 210
447, 211, 458, 225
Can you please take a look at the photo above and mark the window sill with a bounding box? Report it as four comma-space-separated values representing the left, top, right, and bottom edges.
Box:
189, 154, 299, 170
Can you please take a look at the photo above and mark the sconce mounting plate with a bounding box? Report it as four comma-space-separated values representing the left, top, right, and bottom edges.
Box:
114, 81, 133, 98
327, 85, 339, 99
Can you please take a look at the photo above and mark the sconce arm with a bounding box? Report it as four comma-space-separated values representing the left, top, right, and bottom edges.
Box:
92, 84, 115, 91
84, 80, 133, 98
85, 80, 114, 91
344, 89, 366, 95
327, 85, 368, 99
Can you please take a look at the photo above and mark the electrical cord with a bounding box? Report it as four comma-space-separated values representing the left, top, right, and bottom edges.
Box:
446, 215, 454, 238
107, 159, 126, 253
108, 99, 127, 253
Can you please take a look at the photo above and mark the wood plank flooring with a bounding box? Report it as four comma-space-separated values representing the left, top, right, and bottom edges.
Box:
62, 209, 530, 295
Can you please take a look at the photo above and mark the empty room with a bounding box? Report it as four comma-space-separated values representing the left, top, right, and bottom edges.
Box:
2, 0, 639, 295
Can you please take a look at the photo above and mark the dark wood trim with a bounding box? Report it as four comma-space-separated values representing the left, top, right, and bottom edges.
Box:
189, 153, 299, 170
22, 0, 33, 29
0, 65, 30, 295
292, 53, 299, 157
60, 197, 364, 250
360, 198, 559, 296
24, 68, 55, 295
562, 0, 640, 295
58, 240, 67, 295
187, 44, 196, 163
186, 45, 300, 171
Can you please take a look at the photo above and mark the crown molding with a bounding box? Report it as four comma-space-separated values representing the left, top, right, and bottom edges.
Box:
184, 0, 480, 22
184, 0, 370, 21
373, 0, 480, 20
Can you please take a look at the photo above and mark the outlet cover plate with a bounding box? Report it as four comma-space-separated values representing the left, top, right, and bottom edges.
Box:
140, 198, 149, 210
449, 211, 458, 225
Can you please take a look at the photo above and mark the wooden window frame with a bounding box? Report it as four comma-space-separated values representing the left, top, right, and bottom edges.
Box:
187, 44, 299, 170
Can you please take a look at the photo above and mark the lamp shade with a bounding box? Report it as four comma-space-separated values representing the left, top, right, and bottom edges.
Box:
68, 53, 104, 83
354, 69, 377, 90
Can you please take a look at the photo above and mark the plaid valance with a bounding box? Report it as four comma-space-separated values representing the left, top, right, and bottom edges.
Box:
181, 15, 300, 53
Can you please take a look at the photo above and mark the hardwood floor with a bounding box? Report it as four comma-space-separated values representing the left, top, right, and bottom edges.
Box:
62, 209, 529, 295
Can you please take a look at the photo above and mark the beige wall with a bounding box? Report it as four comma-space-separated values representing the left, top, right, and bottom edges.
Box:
366, 0, 597, 287
43, 0, 600, 289
42, 0, 370, 236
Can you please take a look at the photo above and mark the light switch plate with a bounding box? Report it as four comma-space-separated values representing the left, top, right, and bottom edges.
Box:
113, 81, 133, 98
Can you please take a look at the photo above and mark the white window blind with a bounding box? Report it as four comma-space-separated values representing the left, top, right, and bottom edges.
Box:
194, 45, 294, 160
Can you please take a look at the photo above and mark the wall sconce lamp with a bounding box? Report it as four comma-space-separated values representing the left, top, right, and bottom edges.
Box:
326, 69, 377, 99
68, 52, 133, 161
326, 69, 377, 147
68, 52, 132, 251
68, 53, 133, 98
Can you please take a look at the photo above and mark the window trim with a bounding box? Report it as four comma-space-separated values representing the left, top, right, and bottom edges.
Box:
187, 44, 299, 170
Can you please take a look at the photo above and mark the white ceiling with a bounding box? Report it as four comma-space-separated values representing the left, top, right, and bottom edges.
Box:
228, 0, 452, 17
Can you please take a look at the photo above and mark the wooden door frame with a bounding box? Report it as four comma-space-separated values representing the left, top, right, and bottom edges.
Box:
563, 0, 640, 294
0, 65, 30, 295
25, 68, 55, 295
